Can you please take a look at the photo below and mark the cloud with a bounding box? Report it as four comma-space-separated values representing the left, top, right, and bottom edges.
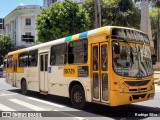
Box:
20, 3, 25, 6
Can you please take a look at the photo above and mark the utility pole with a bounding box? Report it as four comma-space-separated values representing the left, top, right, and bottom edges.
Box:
157, 7, 160, 65
93, 0, 98, 28
97, 0, 101, 28
93, 0, 101, 28
140, 0, 154, 50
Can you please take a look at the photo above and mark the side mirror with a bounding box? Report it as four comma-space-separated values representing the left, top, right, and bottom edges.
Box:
111, 35, 119, 39
114, 43, 120, 54
152, 55, 157, 65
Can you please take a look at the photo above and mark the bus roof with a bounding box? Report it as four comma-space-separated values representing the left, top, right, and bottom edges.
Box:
8, 26, 146, 56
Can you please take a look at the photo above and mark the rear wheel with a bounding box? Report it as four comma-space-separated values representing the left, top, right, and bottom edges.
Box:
21, 80, 27, 95
70, 85, 86, 109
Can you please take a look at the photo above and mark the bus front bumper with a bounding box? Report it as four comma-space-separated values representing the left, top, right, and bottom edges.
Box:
109, 89, 155, 106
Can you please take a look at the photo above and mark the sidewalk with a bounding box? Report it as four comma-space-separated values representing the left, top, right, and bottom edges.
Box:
155, 84, 160, 92
154, 71, 160, 85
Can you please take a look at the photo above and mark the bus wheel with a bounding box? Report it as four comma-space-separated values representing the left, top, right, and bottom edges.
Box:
21, 80, 27, 95
70, 85, 85, 109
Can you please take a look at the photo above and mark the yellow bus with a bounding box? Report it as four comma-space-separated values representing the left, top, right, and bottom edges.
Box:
5, 26, 155, 109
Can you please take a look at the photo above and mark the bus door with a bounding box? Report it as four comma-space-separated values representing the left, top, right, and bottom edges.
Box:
92, 42, 109, 103
39, 53, 48, 92
13, 59, 17, 87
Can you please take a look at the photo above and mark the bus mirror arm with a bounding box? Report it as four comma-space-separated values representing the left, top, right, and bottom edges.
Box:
110, 35, 120, 40
110, 35, 120, 54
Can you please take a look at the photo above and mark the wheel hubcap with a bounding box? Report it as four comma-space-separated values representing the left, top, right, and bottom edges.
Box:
74, 91, 82, 103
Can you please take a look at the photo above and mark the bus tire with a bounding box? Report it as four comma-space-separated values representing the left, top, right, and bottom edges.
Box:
70, 84, 86, 109
21, 79, 27, 95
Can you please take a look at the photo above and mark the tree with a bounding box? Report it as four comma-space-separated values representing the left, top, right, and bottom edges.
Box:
0, 35, 14, 65
36, 2, 90, 42
151, 0, 160, 61
83, 0, 140, 29
150, 8, 158, 50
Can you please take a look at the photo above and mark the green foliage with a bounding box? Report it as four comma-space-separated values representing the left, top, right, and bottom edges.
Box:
36, 2, 90, 42
0, 35, 14, 65
150, 8, 158, 50
32, 40, 42, 46
83, 0, 140, 29
152, 0, 160, 8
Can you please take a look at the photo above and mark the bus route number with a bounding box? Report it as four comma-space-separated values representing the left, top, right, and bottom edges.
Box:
64, 68, 75, 74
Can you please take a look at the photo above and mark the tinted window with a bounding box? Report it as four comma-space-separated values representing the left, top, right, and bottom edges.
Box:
40, 55, 44, 71
28, 50, 38, 67
7, 56, 12, 68
50, 43, 67, 65
68, 39, 88, 64
19, 52, 28, 67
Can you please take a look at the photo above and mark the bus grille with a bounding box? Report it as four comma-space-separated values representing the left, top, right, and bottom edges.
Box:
132, 94, 146, 100
124, 80, 150, 86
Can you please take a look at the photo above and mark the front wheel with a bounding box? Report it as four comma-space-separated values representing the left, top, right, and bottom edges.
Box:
21, 80, 27, 95
70, 85, 86, 109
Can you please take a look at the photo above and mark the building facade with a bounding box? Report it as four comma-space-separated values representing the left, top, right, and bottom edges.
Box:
44, 0, 57, 7
0, 18, 4, 35
4, 5, 43, 48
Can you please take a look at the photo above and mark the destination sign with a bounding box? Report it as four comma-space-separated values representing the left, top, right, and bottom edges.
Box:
112, 28, 150, 44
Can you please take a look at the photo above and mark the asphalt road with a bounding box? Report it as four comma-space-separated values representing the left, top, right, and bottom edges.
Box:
0, 78, 160, 120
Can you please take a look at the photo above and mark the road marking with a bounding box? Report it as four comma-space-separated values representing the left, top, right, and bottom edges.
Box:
0, 103, 16, 111
27, 97, 64, 108
0, 93, 18, 96
75, 117, 87, 120
9, 99, 46, 111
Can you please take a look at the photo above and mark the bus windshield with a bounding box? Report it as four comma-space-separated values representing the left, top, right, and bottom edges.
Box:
113, 41, 153, 78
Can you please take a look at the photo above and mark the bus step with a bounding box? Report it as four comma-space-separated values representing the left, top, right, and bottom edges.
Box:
40, 91, 48, 95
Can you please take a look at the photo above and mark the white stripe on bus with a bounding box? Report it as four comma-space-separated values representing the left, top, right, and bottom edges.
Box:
26, 38, 65, 51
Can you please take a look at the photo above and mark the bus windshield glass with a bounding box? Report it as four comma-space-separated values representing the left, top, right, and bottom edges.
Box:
112, 41, 153, 77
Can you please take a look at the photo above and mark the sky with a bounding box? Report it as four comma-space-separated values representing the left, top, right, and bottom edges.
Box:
0, 0, 43, 18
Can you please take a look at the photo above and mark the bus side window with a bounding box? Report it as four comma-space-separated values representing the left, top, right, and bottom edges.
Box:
68, 46, 74, 64
68, 38, 88, 64
28, 50, 38, 67
7, 56, 13, 68
50, 43, 67, 65
19, 52, 28, 67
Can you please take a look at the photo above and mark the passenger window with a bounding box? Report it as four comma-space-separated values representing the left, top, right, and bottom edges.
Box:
68, 38, 88, 64
50, 43, 67, 65
101, 45, 107, 71
7, 56, 13, 68
28, 50, 38, 67
19, 52, 28, 67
